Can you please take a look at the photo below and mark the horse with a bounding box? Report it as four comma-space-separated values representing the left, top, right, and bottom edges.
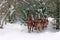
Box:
26, 14, 34, 32
33, 19, 43, 31
35, 14, 43, 31
26, 18, 34, 32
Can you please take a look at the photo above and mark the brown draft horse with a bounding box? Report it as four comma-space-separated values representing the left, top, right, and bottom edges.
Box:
34, 19, 43, 31
26, 14, 34, 32
33, 14, 43, 31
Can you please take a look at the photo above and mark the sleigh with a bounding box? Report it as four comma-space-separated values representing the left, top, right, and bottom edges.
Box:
43, 19, 48, 28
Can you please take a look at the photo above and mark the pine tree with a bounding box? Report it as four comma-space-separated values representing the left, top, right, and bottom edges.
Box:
18, 0, 49, 24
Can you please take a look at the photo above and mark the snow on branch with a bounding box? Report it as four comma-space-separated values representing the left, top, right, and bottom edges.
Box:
0, 0, 7, 7
9, 5, 15, 16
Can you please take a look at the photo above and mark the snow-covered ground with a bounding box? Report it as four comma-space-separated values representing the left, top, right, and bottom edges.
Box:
0, 17, 60, 40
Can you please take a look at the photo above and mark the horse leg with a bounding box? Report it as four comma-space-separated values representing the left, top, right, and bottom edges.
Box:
37, 24, 41, 31
38, 24, 42, 32
40, 24, 43, 31
38, 27, 40, 31
40, 27, 42, 32
31, 26, 33, 32
28, 26, 30, 32
28, 26, 31, 32
28, 26, 29, 32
